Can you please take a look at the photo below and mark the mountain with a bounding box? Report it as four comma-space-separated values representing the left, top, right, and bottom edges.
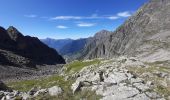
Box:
41, 38, 73, 52
41, 38, 88, 57
79, 0, 170, 62
59, 38, 87, 55
0, 26, 65, 67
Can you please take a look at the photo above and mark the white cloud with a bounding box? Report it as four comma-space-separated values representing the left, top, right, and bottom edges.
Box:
24, 14, 37, 18
51, 11, 132, 21
51, 16, 82, 20
108, 16, 119, 20
56, 25, 69, 29
77, 22, 96, 27
117, 11, 131, 17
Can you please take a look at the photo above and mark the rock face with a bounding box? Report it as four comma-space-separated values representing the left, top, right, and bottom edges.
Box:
0, 26, 65, 67
79, 0, 170, 62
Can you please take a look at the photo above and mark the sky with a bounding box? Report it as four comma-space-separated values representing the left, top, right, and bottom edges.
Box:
0, 0, 148, 39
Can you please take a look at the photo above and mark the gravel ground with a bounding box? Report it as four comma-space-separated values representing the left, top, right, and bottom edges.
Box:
0, 64, 64, 82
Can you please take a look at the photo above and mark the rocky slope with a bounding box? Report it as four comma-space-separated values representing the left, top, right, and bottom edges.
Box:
69, 57, 170, 100
0, 26, 65, 67
1, 57, 170, 100
79, 0, 170, 63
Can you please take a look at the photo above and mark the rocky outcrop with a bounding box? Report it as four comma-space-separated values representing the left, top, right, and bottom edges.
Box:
0, 26, 65, 68
70, 57, 169, 99
79, 0, 170, 62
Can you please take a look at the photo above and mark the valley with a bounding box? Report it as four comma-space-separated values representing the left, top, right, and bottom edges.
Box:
0, 0, 170, 100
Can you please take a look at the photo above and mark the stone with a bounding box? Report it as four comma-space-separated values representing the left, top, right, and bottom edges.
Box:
6, 93, 15, 100
98, 71, 104, 82
22, 93, 30, 100
82, 81, 92, 86
104, 72, 127, 84
154, 72, 168, 78
71, 81, 83, 93
133, 83, 149, 92
132, 93, 150, 100
145, 92, 161, 99
130, 78, 144, 84
101, 86, 140, 100
0, 92, 4, 99
33, 89, 47, 97
28, 87, 39, 95
146, 81, 154, 86
48, 86, 63, 96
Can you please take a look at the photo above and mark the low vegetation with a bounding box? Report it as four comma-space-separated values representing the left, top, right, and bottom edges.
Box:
127, 64, 170, 99
7, 75, 71, 92
65, 59, 101, 74
6, 59, 103, 100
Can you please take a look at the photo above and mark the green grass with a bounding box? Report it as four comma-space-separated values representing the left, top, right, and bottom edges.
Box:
65, 59, 101, 74
155, 85, 170, 99
7, 75, 73, 92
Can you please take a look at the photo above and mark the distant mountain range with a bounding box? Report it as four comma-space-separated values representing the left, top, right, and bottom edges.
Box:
41, 38, 88, 57
41, 38, 73, 52
0, 26, 65, 68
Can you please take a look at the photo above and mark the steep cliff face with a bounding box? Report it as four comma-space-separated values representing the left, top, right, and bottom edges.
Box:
0, 26, 65, 67
80, 0, 170, 62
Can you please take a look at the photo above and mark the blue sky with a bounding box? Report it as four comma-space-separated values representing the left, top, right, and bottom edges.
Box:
0, 0, 148, 39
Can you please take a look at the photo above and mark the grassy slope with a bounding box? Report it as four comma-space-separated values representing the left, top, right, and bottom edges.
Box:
6, 59, 102, 100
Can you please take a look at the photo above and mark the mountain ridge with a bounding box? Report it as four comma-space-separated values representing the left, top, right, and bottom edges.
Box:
0, 26, 65, 67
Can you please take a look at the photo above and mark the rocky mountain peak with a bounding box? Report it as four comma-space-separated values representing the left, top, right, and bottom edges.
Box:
0, 25, 65, 67
94, 30, 111, 39
7, 26, 23, 41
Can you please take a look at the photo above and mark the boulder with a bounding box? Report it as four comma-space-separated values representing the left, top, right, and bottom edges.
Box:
33, 89, 47, 97
28, 87, 40, 95
48, 86, 63, 96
